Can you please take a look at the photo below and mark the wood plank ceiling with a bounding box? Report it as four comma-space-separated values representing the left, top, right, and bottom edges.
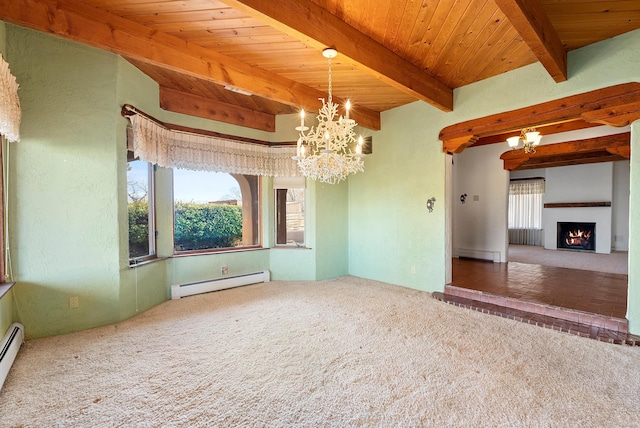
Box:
1, 0, 639, 134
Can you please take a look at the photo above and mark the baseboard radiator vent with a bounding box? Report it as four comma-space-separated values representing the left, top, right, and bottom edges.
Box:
171, 270, 270, 300
0, 322, 25, 392
456, 248, 501, 263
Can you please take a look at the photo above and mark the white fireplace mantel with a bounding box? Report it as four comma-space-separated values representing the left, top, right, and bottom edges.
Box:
543, 204, 612, 254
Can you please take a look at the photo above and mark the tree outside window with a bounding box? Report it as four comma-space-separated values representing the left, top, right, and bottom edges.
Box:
127, 157, 156, 262
173, 169, 260, 253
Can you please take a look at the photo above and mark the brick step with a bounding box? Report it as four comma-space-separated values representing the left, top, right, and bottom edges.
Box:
444, 285, 628, 333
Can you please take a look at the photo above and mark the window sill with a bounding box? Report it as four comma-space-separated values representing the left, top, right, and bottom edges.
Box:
0, 282, 16, 300
129, 257, 168, 269
271, 246, 312, 250
173, 247, 269, 257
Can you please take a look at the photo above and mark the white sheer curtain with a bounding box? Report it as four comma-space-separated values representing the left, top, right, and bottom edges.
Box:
0, 53, 20, 143
508, 178, 545, 245
126, 110, 300, 177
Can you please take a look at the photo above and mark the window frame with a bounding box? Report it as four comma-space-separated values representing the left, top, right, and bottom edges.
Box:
172, 170, 262, 255
274, 177, 306, 248
127, 151, 158, 265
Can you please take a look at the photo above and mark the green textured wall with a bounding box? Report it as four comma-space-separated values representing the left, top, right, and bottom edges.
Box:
348, 29, 640, 300
348, 101, 447, 291
0, 20, 5, 50
0, 20, 12, 340
7, 26, 122, 339
315, 180, 349, 280
628, 120, 640, 332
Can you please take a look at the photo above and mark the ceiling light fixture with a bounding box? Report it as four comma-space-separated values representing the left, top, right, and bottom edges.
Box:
292, 48, 365, 184
507, 127, 542, 153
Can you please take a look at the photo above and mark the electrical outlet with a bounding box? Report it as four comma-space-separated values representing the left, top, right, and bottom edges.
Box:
69, 296, 79, 309
221, 266, 228, 275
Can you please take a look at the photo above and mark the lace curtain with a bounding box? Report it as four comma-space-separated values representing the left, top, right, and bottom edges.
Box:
127, 111, 300, 177
0, 53, 20, 143
508, 178, 545, 245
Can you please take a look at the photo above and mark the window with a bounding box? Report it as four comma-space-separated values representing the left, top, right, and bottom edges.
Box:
508, 178, 545, 245
274, 177, 305, 247
127, 153, 156, 262
173, 169, 260, 253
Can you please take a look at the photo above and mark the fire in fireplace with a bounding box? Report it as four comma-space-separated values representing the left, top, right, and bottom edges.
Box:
557, 222, 596, 252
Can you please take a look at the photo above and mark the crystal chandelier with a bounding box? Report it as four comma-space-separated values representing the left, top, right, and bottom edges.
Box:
293, 48, 365, 184
507, 127, 542, 153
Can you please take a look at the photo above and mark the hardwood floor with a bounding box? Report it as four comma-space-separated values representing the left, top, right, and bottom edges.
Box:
451, 258, 627, 318
433, 258, 640, 345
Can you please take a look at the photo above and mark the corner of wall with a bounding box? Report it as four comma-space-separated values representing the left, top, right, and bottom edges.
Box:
627, 120, 640, 334
0, 21, 6, 56
314, 180, 349, 280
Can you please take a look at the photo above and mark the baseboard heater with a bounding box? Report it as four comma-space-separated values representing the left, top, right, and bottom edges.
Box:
0, 322, 24, 392
456, 248, 501, 262
171, 270, 270, 299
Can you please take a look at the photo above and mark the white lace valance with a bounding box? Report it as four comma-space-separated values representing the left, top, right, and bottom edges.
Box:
126, 109, 300, 177
509, 178, 545, 195
0, 53, 20, 143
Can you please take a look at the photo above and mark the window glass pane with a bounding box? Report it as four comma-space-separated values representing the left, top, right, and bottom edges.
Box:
173, 169, 259, 252
127, 159, 155, 259
276, 188, 305, 246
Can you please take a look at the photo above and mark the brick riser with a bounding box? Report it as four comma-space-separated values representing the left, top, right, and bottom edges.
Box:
445, 285, 628, 333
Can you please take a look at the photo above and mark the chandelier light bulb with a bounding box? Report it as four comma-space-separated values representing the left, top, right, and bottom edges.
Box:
525, 131, 540, 145
296, 109, 308, 132
356, 135, 364, 156
507, 127, 542, 153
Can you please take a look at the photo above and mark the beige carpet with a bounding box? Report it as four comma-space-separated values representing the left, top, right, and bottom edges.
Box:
509, 244, 628, 275
2, 276, 640, 427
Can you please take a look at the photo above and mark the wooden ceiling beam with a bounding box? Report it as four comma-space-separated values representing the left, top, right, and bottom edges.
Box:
222, 0, 454, 112
499, 133, 630, 170
160, 87, 276, 132
440, 83, 640, 154
0, 0, 381, 130
581, 101, 640, 127
507, 154, 625, 170
494, 0, 567, 82
473, 121, 601, 147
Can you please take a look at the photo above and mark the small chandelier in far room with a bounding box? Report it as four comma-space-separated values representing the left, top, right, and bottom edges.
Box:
293, 48, 365, 184
507, 127, 542, 153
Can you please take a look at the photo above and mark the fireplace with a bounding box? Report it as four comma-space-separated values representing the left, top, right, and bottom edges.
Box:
557, 222, 596, 252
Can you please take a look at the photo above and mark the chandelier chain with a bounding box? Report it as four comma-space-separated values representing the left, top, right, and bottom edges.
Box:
327, 56, 332, 104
